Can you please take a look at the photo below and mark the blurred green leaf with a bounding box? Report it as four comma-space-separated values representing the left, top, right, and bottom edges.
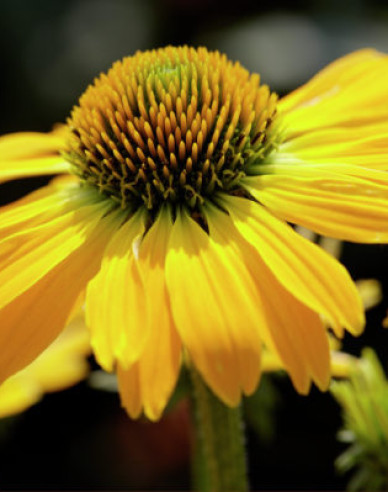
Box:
331, 348, 388, 491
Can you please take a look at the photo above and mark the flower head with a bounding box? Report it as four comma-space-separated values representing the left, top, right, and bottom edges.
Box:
1, 46, 388, 420
66, 47, 278, 213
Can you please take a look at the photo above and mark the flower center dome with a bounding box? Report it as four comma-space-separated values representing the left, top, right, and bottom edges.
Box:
66, 46, 278, 212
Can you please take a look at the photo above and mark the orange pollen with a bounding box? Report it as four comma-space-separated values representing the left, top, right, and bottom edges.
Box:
65, 46, 279, 211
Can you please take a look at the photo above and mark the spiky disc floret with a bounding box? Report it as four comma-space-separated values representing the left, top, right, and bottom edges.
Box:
66, 46, 279, 212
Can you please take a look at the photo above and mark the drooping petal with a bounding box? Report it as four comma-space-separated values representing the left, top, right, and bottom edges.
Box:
166, 207, 263, 406
219, 194, 364, 337
0, 196, 120, 383
204, 204, 266, 395
0, 178, 100, 273
206, 203, 330, 393
85, 210, 148, 372
0, 128, 71, 182
117, 307, 181, 422
29, 310, 91, 391
0, 377, 41, 417
117, 362, 142, 419
243, 244, 331, 392
0, 309, 91, 418
137, 208, 182, 420
0, 194, 113, 311
0, 176, 78, 237
118, 208, 181, 421
244, 164, 388, 242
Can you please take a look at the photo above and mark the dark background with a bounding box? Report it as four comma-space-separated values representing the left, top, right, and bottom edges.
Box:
1, 0, 388, 489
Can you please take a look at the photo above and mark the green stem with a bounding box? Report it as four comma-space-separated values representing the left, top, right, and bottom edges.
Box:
189, 367, 249, 492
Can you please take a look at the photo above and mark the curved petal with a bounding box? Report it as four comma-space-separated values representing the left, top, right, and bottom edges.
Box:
279, 49, 385, 113
0, 176, 79, 238
0, 193, 113, 311
166, 207, 263, 406
219, 194, 364, 337
0, 128, 71, 182
118, 208, 181, 421
85, 210, 148, 372
244, 164, 388, 242
117, 311, 181, 422
244, 247, 330, 392
0, 198, 120, 383
0, 310, 90, 418
117, 362, 142, 419
206, 203, 330, 393
279, 50, 388, 135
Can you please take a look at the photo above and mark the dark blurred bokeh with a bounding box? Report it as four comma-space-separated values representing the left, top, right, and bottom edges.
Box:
1, 0, 388, 489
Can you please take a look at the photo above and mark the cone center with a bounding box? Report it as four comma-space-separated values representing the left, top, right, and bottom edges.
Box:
65, 46, 279, 212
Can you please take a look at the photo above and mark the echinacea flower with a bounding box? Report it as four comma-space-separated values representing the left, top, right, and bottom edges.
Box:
1, 46, 388, 421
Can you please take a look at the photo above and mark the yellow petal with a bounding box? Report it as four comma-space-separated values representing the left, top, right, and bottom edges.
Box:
118, 208, 181, 421
0, 196, 113, 311
206, 213, 331, 393
204, 204, 266, 395
243, 245, 330, 392
0, 128, 71, 182
356, 279, 382, 311
0, 179, 98, 272
220, 195, 364, 337
261, 349, 283, 373
245, 164, 388, 243
85, 210, 148, 371
119, 311, 181, 421
0, 379, 41, 418
280, 49, 384, 112
282, 124, 388, 150
166, 207, 262, 406
0, 309, 91, 418
137, 208, 181, 420
0, 176, 80, 236
279, 49, 388, 134
117, 362, 142, 420
329, 351, 358, 378
142, 318, 181, 421
29, 310, 90, 390
0, 184, 66, 238
0, 203, 120, 383
279, 126, 388, 170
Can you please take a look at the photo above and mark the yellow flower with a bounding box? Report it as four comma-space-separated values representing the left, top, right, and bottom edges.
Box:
1, 46, 387, 421
0, 310, 90, 418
